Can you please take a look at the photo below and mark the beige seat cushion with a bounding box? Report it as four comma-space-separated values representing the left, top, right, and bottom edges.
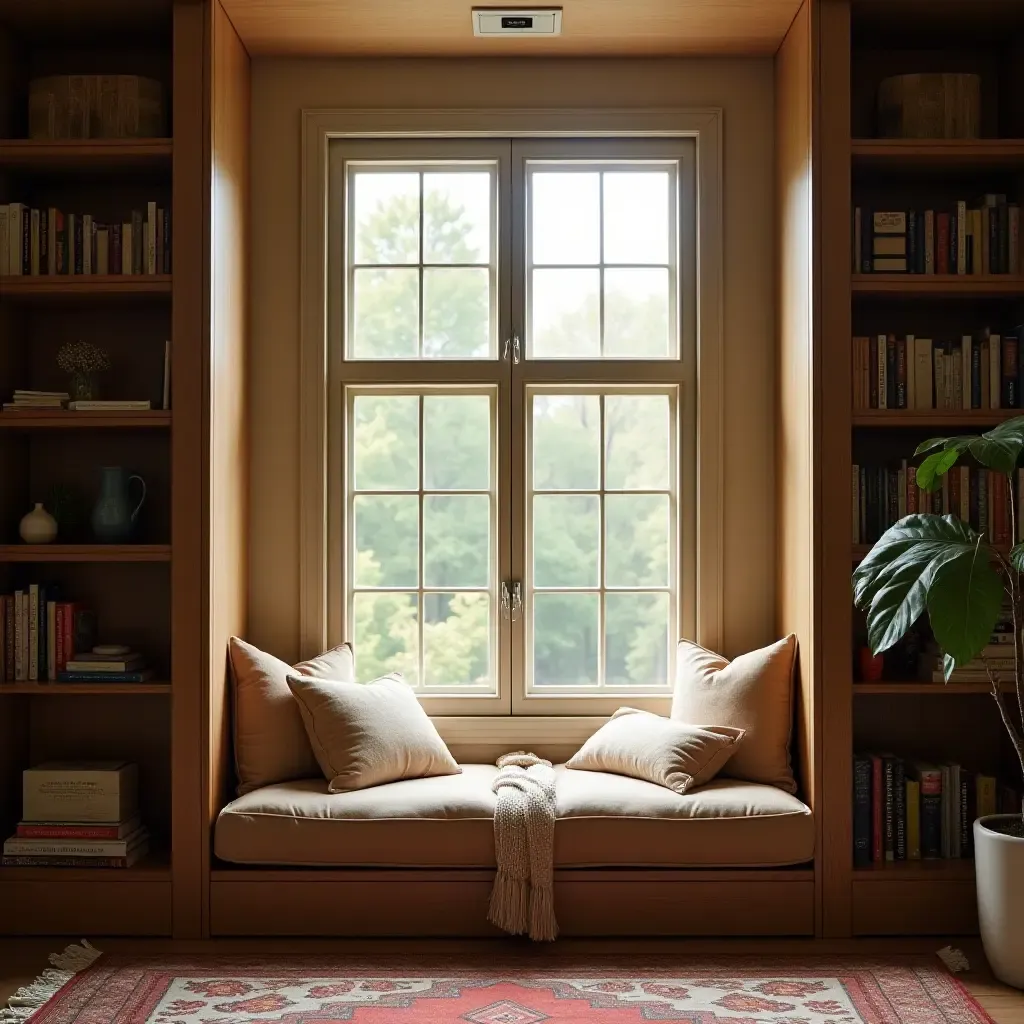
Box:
554, 766, 813, 868
228, 637, 355, 795
672, 635, 798, 794
215, 763, 499, 868
216, 764, 813, 870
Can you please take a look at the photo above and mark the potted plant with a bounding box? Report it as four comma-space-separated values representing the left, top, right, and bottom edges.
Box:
853, 417, 1024, 987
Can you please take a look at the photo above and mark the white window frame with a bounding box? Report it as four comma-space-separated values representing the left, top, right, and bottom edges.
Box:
300, 109, 724, 737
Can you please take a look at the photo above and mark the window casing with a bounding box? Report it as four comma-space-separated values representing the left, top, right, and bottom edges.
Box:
318, 126, 708, 719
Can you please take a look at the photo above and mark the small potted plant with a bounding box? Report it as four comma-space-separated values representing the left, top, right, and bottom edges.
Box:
57, 340, 111, 402
854, 417, 1024, 987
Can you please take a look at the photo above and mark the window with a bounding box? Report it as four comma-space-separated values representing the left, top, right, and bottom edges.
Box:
323, 133, 700, 716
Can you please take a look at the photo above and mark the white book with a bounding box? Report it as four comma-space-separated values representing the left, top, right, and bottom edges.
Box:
122, 223, 132, 275
97, 229, 109, 275
162, 340, 171, 410
877, 334, 887, 410
906, 335, 917, 409
47, 209, 57, 275
0, 204, 8, 275
962, 335, 972, 409
146, 201, 157, 274
990, 335, 1001, 409
934, 347, 945, 410
83, 214, 92, 275
29, 208, 39, 275
8, 203, 24, 276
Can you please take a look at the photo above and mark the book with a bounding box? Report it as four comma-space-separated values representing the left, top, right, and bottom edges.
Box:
913, 338, 933, 409
65, 657, 144, 673
883, 755, 896, 862
893, 758, 907, 860
871, 754, 883, 863
853, 754, 873, 867
56, 671, 155, 683
1, 846, 148, 868
906, 778, 921, 860
960, 769, 975, 858
22, 761, 139, 823
1003, 336, 1019, 408
3, 826, 147, 857
67, 401, 152, 411
15, 815, 141, 839
910, 763, 943, 859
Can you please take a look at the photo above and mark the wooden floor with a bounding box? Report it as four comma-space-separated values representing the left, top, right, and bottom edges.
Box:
0, 939, 1020, 1020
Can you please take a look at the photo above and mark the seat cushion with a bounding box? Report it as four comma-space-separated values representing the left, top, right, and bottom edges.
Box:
215, 763, 498, 868
554, 766, 813, 868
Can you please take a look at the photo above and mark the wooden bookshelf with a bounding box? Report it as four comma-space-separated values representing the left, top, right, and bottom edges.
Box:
0, 682, 171, 695
854, 682, 1012, 695
0, 411, 171, 429
0, 138, 173, 172
852, 274, 1024, 297
852, 138, 1024, 171
0, 276, 172, 301
0, 544, 171, 562
0, 847, 171, 882
853, 859, 975, 880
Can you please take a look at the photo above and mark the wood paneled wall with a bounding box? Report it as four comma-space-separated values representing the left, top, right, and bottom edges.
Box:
774, 0, 820, 931
204, 0, 250, 936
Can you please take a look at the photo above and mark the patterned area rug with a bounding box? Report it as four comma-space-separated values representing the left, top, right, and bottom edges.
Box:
17, 953, 995, 1024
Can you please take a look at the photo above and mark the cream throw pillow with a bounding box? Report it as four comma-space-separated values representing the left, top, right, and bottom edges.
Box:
286, 673, 461, 792
228, 637, 355, 796
565, 708, 744, 795
672, 635, 798, 793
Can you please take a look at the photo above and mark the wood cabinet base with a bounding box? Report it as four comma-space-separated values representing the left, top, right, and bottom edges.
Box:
852, 880, 978, 935
0, 880, 172, 935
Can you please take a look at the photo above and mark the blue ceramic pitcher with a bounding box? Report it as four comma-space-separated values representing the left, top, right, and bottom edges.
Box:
91, 467, 147, 542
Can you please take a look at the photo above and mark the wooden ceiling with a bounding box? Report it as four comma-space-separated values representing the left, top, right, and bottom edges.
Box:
218, 0, 803, 57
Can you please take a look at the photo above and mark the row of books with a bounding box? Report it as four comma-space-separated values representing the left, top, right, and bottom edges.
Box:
853, 199, 1020, 275
852, 754, 1019, 865
0, 588, 100, 683
0, 390, 154, 413
852, 332, 1024, 411
0, 202, 171, 277
3, 761, 148, 868
852, 462, 1024, 546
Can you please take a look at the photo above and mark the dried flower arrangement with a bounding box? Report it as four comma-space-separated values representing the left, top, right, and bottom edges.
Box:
57, 340, 111, 375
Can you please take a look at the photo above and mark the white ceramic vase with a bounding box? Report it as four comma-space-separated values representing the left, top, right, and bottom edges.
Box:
19, 503, 57, 544
975, 814, 1024, 988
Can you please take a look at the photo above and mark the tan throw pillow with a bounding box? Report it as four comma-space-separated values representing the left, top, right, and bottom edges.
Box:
672, 634, 797, 793
566, 707, 744, 795
228, 637, 355, 795
286, 673, 461, 792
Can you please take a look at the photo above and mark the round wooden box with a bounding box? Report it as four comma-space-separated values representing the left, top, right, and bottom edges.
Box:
877, 73, 981, 139
29, 74, 165, 139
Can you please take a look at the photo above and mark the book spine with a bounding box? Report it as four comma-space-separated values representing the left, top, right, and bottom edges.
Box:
907, 778, 921, 860
131, 209, 143, 274
111, 224, 122, 274
894, 759, 907, 861
908, 211, 918, 273
4, 596, 14, 682
2, 837, 139, 856
896, 337, 907, 408
16, 824, 128, 839
924, 210, 935, 274
871, 755, 884, 863
21, 204, 29, 274
991, 335, 1001, 409
972, 339, 981, 408
937, 213, 950, 274
146, 201, 157, 274
886, 335, 897, 409
29, 208, 39, 275
877, 335, 887, 410
56, 672, 153, 683
957, 200, 967, 274
1011, 205, 1020, 275
46, 601, 55, 682
1004, 336, 1019, 408
1, 855, 136, 868
73, 214, 83, 275
869, 336, 878, 408
82, 214, 92, 275
884, 756, 896, 862
28, 584, 38, 682
918, 769, 943, 858
853, 754, 873, 867
961, 771, 974, 858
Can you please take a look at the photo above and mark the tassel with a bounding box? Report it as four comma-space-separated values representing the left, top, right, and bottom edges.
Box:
1, 942, 102, 1023
488, 871, 528, 935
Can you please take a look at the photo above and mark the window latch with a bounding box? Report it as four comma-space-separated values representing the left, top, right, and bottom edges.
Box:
511, 581, 523, 621
512, 334, 521, 365
500, 582, 511, 619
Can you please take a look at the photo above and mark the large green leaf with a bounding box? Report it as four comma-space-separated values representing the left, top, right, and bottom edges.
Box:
853, 514, 1000, 657
913, 417, 1024, 480
915, 448, 961, 491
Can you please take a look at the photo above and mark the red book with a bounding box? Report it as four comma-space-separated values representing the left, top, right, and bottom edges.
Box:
16, 817, 141, 839
937, 214, 951, 274
871, 755, 884, 863
57, 602, 76, 671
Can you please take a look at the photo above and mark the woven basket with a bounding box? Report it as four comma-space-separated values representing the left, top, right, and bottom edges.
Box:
29, 75, 164, 140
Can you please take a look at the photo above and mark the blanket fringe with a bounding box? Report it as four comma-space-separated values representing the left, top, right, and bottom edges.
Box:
529, 883, 558, 942
1, 941, 101, 1024
488, 870, 531, 935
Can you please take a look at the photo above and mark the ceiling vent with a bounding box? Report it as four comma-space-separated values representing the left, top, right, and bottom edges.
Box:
472, 8, 563, 37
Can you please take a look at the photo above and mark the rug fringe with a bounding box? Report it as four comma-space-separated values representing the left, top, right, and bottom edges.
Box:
937, 945, 970, 973
0, 941, 101, 1024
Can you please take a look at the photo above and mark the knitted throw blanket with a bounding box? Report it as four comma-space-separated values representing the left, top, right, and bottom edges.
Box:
488, 751, 558, 941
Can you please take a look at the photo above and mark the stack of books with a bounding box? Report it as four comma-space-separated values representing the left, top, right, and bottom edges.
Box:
68, 400, 152, 412
61, 647, 153, 684
853, 198, 1021, 275
3, 761, 148, 868
852, 753, 1020, 865
0, 588, 96, 683
2, 390, 69, 413
0, 202, 171, 277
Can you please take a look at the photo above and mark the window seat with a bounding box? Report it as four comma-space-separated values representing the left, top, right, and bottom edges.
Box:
215, 763, 814, 870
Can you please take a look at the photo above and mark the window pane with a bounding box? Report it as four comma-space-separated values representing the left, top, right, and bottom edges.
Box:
353, 592, 419, 684
353, 395, 419, 491
531, 172, 600, 265
605, 494, 670, 588
603, 172, 670, 264
533, 495, 599, 588
354, 494, 419, 587
604, 268, 670, 358
352, 172, 420, 265
352, 267, 419, 359
532, 394, 600, 490
605, 592, 670, 687
424, 395, 490, 490
533, 593, 599, 686
605, 395, 671, 490
423, 592, 491, 687
424, 494, 490, 588
423, 172, 490, 264
423, 267, 490, 358
532, 268, 600, 357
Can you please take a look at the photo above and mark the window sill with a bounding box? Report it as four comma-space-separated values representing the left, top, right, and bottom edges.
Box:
432, 715, 608, 747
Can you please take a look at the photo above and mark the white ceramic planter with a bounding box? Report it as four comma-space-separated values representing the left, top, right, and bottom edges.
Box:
975, 814, 1024, 989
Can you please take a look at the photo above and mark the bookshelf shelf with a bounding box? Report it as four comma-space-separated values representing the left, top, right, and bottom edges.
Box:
0, 138, 173, 172
852, 138, 1024, 171
854, 682, 1013, 695
0, 275, 172, 301
0, 411, 170, 430
0, 544, 171, 562
852, 275, 1024, 298
0, 847, 170, 882
852, 409, 1023, 427
0, 683, 171, 695
853, 860, 975, 881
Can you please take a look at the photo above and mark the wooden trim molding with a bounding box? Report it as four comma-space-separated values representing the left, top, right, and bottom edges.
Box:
299, 108, 725, 667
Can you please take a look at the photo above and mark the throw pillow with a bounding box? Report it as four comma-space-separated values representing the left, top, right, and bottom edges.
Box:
228, 636, 355, 795
286, 672, 461, 792
565, 707, 744, 795
671, 634, 798, 793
